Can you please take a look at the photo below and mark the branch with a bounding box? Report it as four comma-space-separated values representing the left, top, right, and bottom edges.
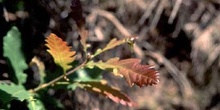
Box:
145, 50, 193, 97
31, 59, 87, 92
149, 0, 166, 30
168, 0, 182, 24
138, 0, 159, 25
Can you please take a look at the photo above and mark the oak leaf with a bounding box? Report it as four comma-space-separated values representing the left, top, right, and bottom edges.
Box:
45, 33, 76, 72
3, 26, 28, 84
93, 37, 137, 58
86, 58, 159, 87
76, 81, 136, 107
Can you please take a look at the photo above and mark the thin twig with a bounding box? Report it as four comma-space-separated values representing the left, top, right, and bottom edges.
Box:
145, 50, 193, 97
94, 9, 130, 37
150, 0, 166, 30
190, 2, 205, 21
31, 59, 87, 92
3, 7, 9, 22
168, 0, 182, 24
94, 9, 144, 58
205, 45, 220, 72
138, 0, 159, 26
172, 9, 185, 38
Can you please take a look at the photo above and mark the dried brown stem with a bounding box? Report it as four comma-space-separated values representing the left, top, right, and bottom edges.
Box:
150, 0, 166, 30
138, 0, 159, 25
146, 51, 193, 97
94, 9, 144, 58
168, 0, 182, 24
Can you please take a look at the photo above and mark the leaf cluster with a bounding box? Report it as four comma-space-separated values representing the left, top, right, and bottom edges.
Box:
0, 0, 159, 109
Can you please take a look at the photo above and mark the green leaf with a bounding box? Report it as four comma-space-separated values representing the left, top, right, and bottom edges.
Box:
0, 83, 31, 103
27, 96, 46, 110
67, 67, 102, 90
36, 91, 64, 110
75, 67, 102, 81
3, 26, 28, 84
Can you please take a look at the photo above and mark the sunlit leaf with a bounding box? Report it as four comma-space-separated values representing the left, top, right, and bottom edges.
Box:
0, 82, 31, 103
92, 37, 137, 58
45, 33, 76, 72
86, 58, 160, 87
75, 80, 136, 107
3, 26, 28, 84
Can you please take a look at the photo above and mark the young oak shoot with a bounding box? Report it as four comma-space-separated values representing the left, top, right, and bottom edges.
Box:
43, 33, 159, 107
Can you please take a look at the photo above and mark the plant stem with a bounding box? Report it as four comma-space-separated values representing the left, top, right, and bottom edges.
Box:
31, 60, 87, 93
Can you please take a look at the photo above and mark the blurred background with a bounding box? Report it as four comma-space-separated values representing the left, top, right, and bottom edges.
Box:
0, 0, 220, 109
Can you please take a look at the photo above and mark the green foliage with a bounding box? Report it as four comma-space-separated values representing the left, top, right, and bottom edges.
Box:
67, 67, 102, 90
74, 67, 102, 81
27, 96, 46, 110
3, 26, 28, 84
0, 83, 31, 103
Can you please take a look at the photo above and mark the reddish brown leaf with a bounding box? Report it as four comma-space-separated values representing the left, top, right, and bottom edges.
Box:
77, 81, 136, 107
86, 58, 159, 87
114, 58, 160, 87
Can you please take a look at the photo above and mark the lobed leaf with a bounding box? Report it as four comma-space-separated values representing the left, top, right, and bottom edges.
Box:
76, 81, 136, 107
86, 58, 160, 87
45, 33, 76, 72
3, 26, 28, 84
0, 82, 31, 103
